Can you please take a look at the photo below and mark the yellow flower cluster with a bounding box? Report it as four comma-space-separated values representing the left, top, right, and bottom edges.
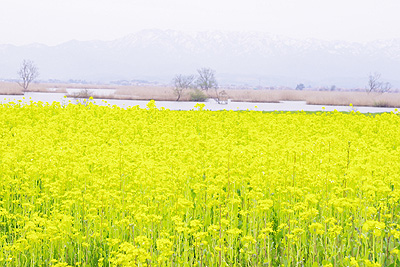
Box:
0, 100, 399, 266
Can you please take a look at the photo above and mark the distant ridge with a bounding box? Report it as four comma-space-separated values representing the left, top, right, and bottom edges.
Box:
1, 29, 399, 88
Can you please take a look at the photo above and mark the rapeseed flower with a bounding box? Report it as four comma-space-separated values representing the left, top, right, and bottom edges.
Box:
0, 101, 399, 266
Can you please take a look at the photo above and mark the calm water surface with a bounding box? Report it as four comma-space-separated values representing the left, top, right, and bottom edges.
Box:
1, 92, 398, 113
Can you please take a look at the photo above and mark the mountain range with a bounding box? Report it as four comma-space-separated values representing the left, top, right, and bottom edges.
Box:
1, 29, 399, 88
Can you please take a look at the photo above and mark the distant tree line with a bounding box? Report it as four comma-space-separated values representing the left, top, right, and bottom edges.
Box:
11, 59, 394, 98
294, 72, 391, 94
172, 67, 218, 101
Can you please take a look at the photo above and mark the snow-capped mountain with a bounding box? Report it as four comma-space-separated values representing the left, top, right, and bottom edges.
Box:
1, 29, 399, 88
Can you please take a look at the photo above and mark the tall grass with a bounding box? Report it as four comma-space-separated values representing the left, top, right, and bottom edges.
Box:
1, 82, 399, 107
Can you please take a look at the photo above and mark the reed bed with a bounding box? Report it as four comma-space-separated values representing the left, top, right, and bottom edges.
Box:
1, 82, 399, 107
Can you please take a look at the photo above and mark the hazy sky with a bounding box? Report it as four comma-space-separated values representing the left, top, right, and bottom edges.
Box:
1, 0, 400, 46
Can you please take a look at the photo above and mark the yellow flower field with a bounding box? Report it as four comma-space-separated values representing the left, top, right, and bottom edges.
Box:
0, 100, 400, 266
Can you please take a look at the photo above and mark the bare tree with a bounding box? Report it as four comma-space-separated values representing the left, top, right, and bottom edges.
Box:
196, 67, 218, 92
172, 74, 195, 101
367, 72, 391, 93
295, 83, 305, 91
380, 82, 392, 93
367, 72, 381, 93
18, 59, 39, 92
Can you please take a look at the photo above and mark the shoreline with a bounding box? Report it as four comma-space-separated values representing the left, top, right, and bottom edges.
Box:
1, 92, 398, 114
1, 81, 399, 109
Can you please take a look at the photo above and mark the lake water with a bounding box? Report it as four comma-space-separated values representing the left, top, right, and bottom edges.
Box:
1, 92, 398, 113
65, 88, 116, 96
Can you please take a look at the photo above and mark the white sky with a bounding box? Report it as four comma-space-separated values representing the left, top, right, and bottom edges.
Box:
1, 0, 400, 46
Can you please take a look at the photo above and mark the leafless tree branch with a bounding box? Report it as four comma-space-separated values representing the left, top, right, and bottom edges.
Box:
196, 68, 218, 92
172, 74, 195, 101
366, 72, 391, 94
18, 59, 39, 92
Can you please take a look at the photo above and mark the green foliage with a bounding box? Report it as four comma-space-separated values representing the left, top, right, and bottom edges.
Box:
373, 100, 390, 107
189, 89, 208, 102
